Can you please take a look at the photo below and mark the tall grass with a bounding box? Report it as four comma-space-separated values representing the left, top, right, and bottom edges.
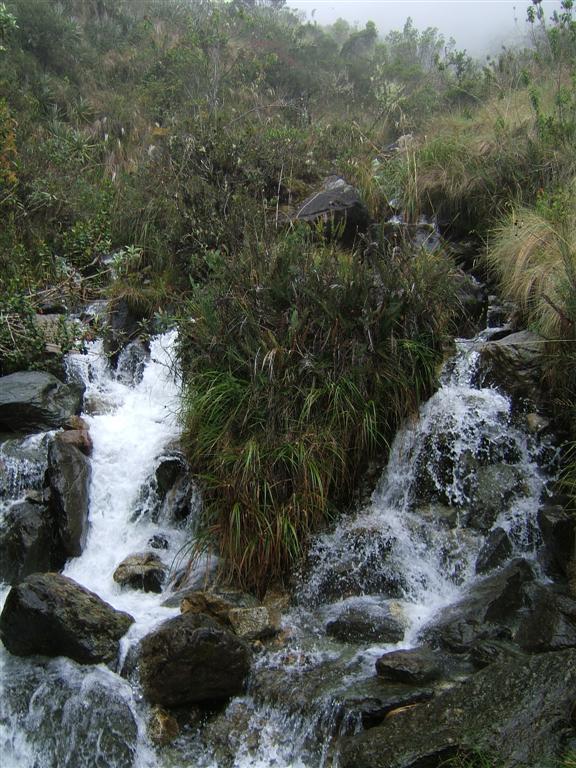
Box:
179, 228, 456, 592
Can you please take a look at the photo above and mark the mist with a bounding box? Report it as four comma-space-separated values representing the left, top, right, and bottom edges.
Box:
287, 0, 564, 56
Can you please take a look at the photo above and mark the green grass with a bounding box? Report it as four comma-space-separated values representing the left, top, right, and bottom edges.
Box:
178, 228, 456, 592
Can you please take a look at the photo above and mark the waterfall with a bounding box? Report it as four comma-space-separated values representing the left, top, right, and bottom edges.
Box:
0, 321, 556, 768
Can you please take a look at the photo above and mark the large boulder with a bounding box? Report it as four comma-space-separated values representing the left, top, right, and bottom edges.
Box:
339, 649, 576, 768
113, 552, 167, 593
0, 499, 62, 584
0, 573, 134, 663
293, 176, 370, 241
538, 505, 576, 577
326, 602, 405, 644
0, 371, 83, 433
375, 647, 443, 685
516, 585, 576, 652
45, 440, 91, 559
138, 612, 251, 707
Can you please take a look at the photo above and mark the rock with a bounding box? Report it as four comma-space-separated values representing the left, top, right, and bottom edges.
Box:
339, 678, 435, 728
45, 440, 91, 559
63, 414, 89, 431
526, 413, 549, 433
469, 638, 529, 669
466, 464, 528, 533
454, 271, 487, 337
326, 602, 405, 644
148, 533, 169, 550
0, 573, 134, 663
479, 330, 545, 402
179, 588, 259, 623
0, 433, 51, 501
116, 339, 149, 386
516, 584, 576, 652
475, 527, 513, 574
113, 552, 167, 593
339, 649, 576, 768
293, 176, 370, 242
0, 499, 61, 584
422, 559, 535, 653
133, 452, 199, 525
375, 648, 443, 685
228, 606, 280, 640
104, 297, 143, 363
0, 371, 83, 433
138, 612, 251, 707
539, 506, 576, 577
55, 427, 93, 456
148, 707, 180, 746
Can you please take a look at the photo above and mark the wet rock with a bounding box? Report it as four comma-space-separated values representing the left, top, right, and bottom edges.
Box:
539, 505, 576, 577
0, 433, 51, 501
293, 176, 370, 242
339, 678, 435, 729
0, 371, 83, 433
228, 606, 280, 641
148, 533, 169, 550
466, 464, 529, 533
526, 412, 549, 433
516, 584, 576, 652
422, 559, 535, 653
116, 339, 149, 386
179, 588, 258, 623
475, 527, 513, 574
63, 414, 89, 431
0, 499, 61, 584
148, 707, 180, 746
469, 638, 529, 669
104, 297, 143, 363
454, 271, 487, 337
339, 649, 576, 768
479, 330, 545, 402
134, 451, 199, 525
326, 602, 405, 644
375, 648, 443, 685
0, 573, 134, 663
55, 427, 93, 456
113, 552, 167, 593
45, 440, 91, 559
139, 612, 251, 707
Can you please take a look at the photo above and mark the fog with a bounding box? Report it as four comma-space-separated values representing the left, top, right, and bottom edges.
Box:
287, 1, 564, 56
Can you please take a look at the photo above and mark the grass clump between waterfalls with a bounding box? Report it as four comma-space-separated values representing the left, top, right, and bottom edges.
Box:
178, 229, 457, 592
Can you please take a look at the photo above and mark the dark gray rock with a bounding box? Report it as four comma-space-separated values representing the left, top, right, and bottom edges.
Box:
466, 464, 528, 533
0, 499, 61, 584
148, 533, 169, 550
479, 330, 545, 402
0, 371, 83, 433
516, 584, 576, 652
339, 649, 576, 768
113, 551, 167, 593
104, 297, 143, 363
538, 505, 576, 577
133, 452, 198, 525
422, 559, 535, 653
45, 440, 91, 559
475, 527, 513, 574
338, 677, 435, 729
293, 176, 370, 241
375, 648, 443, 685
138, 612, 251, 707
116, 339, 149, 386
0, 573, 134, 663
326, 603, 405, 644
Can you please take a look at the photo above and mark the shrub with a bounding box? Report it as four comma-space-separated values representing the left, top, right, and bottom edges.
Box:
179, 228, 456, 591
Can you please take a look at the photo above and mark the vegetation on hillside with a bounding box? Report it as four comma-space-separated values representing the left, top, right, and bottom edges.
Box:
2, 0, 576, 583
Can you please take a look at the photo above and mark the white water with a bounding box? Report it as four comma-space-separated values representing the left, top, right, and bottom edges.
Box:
0, 324, 556, 768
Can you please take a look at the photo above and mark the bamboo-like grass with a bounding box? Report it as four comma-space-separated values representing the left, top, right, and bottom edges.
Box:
178, 228, 456, 592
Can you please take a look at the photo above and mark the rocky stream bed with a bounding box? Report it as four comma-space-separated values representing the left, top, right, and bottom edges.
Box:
0, 254, 575, 767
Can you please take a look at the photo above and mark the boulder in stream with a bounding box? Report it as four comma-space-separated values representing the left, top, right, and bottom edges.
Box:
0, 371, 83, 433
375, 647, 443, 685
339, 649, 576, 768
0, 499, 62, 584
516, 584, 576, 652
478, 330, 545, 402
475, 527, 513, 574
139, 612, 251, 707
113, 551, 167, 593
45, 440, 91, 559
326, 602, 405, 644
0, 573, 134, 664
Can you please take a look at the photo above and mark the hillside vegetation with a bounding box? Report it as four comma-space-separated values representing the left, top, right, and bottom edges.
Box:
1, 0, 576, 586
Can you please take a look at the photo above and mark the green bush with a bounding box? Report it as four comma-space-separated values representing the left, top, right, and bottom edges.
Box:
179, 228, 456, 591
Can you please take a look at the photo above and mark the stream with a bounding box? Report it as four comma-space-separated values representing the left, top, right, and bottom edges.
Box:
0, 313, 557, 767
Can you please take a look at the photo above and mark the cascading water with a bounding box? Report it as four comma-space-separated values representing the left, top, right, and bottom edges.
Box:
0, 317, 557, 768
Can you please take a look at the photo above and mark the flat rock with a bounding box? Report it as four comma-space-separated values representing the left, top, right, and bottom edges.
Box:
139, 612, 251, 707
0, 573, 134, 664
0, 371, 83, 433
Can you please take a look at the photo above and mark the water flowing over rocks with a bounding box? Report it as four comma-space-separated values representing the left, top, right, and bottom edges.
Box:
0, 370, 83, 432
340, 649, 576, 768
0, 573, 134, 664
138, 612, 252, 707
